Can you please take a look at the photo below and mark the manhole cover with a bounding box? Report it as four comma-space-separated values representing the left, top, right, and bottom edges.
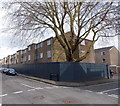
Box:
62, 99, 78, 104
33, 95, 44, 100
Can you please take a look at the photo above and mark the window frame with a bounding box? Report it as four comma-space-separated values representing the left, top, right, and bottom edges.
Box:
47, 50, 51, 58
47, 40, 51, 46
101, 51, 106, 55
102, 58, 106, 62
28, 55, 31, 61
40, 53, 43, 59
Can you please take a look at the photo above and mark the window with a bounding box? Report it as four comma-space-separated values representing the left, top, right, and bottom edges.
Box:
102, 58, 106, 62
21, 58, 23, 62
17, 59, 18, 63
40, 43, 43, 48
35, 54, 40, 60
80, 40, 85, 45
81, 40, 85, 45
47, 50, 51, 58
28, 46, 31, 51
101, 51, 106, 55
40, 53, 43, 58
23, 56, 26, 62
28, 55, 31, 61
35, 43, 42, 49
14, 60, 16, 64
35, 44, 39, 49
47, 40, 51, 46
81, 50, 86, 53
22, 50, 26, 54
17, 52, 19, 55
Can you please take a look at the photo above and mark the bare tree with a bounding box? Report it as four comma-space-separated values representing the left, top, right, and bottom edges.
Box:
3, 1, 118, 62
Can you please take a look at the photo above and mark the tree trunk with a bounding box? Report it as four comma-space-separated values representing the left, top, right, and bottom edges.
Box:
65, 50, 74, 62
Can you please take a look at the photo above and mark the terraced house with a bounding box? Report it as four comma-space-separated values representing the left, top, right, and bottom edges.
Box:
95, 46, 120, 66
1, 32, 95, 65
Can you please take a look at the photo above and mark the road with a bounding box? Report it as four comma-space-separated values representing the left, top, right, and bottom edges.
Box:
0, 73, 119, 104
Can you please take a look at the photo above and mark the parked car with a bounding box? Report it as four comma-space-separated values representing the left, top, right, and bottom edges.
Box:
2, 68, 9, 73
6, 69, 17, 75
0, 67, 5, 72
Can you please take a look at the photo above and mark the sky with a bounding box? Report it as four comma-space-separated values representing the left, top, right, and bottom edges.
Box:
0, 2, 119, 59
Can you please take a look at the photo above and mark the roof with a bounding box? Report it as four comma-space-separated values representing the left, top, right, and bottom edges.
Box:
95, 46, 114, 51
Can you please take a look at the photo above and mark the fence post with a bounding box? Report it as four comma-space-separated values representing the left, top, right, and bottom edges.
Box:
106, 64, 110, 79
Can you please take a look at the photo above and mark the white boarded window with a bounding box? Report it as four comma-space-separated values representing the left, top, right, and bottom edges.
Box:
40, 53, 43, 58
47, 51, 51, 58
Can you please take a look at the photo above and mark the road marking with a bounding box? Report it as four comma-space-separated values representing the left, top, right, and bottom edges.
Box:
52, 85, 59, 87
21, 83, 36, 89
62, 87, 70, 89
84, 82, 118, 87
13, 91, 23, 94
35, 87, 44, 90
28, 89, 36, 91
97, 92, 104, 94
108, 94, 118, 98
45, 87, 57, 89
85, 90, 93, 92
100, 88, 120, 93
28, 87, 44, 91
27, 86, 61, 91
0, 94, 8, 97
96, 90, 119, 99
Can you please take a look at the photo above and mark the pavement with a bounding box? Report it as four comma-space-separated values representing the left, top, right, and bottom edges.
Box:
17, 73, 119, 87
0, 73, 119, 104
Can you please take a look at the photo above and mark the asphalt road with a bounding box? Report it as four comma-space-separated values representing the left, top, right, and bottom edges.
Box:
79, 81, 119, 97
0, 73, 119, 104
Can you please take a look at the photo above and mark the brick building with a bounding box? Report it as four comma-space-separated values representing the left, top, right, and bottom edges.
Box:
95, 46, 120, 66
1, 32, 95, 65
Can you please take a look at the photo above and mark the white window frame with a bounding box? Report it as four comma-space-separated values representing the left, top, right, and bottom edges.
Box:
17, 59, 18, 63
35, 54, 40, 60
81, 50, 86, 53
102, 58, 106, 62
21, 58, 23, 62
40, 53, 43, 58
22, 50, 26, 54
35, 44, 41, 49
28, 46, 31, 51
28, 55, 31, 61
81, 40, 85, 45
47, 50, 51, 58
101, 51, 106, 55
47, 40, 51, 46
23, 56, 26, 62
40, 43, 43, 48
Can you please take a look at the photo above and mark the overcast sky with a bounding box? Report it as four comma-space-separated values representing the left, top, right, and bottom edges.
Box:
0, 2, 119, 59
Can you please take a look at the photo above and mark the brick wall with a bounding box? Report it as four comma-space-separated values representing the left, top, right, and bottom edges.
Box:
52, 35, 95, 63
109, 47, 120, 65
95, 46, 120, 65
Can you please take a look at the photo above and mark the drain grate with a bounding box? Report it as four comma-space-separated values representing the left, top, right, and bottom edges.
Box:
33, 95, 44, 100
62, 99, 78, 104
